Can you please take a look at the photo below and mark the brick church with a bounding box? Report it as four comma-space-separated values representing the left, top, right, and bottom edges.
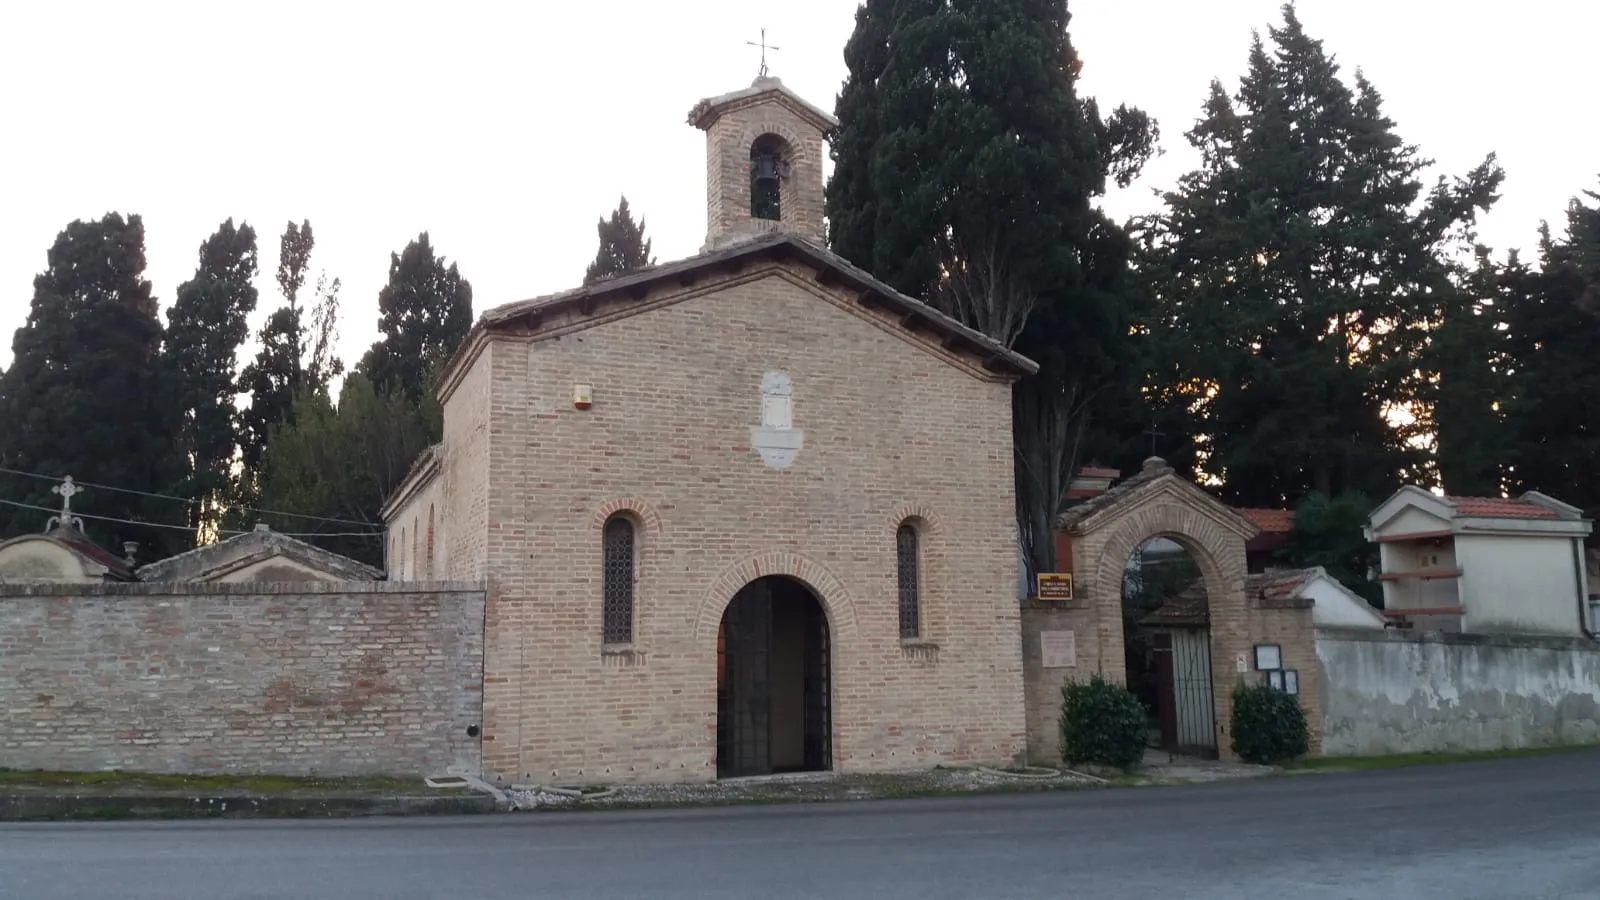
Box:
382, 74, 1039, 784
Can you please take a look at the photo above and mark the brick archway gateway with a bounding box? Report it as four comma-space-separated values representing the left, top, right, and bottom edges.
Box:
1021, 457, 1322, 763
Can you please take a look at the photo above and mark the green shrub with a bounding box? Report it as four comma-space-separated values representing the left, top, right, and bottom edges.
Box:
1059, 675, 1148, 770
1230, 682, 1310, 764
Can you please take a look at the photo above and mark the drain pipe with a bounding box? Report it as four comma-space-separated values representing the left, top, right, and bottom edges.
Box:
1575, 538, 1595, 639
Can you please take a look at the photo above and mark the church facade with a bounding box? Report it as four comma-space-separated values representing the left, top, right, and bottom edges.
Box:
384, 76, 1037, 783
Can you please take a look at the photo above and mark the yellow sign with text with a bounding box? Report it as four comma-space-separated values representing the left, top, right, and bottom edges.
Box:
1036, 573, 1074, 601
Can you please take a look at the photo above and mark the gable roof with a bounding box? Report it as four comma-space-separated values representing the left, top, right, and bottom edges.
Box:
1058, 457, 1259, 541
0, 524, 135, 581
1249, 568, 1317, 603
1368, 485, 1592, 537
1143, 566, 1383, 629
436, 233, 1038, 404
135, 524, 383, 583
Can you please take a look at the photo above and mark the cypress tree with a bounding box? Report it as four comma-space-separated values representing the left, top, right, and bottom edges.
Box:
163, 219, 260, 529
1504, 187, 1600, 526
826, 0, 1158, 577
358, 232, 473, 403
583, 196, 656, 285
0, 213, 182, 553
1143, 5, 1502, 505
239, 220, 317, 474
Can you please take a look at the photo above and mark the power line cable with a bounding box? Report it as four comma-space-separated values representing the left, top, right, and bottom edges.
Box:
0, 464, 381, 528
0, 498, 382, 539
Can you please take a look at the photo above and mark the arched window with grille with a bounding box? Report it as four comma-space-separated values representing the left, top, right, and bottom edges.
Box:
602, 515, 636, 644
896, 522, 921, 639
425, 505, 436, 580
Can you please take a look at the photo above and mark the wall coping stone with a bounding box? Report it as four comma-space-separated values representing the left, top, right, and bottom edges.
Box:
1317, 625, 1599, 653
0, 580, 486, 598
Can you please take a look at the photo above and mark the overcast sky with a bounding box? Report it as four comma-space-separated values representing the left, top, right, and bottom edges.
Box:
1, 0, 1594, 374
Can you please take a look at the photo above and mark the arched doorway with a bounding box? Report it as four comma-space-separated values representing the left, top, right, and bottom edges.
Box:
716, 575, 831, 777
1122, 537, 1217, 758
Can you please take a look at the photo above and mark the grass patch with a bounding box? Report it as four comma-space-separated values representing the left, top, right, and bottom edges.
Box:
0, 769, 434, 795
1285, 744, 1600, 773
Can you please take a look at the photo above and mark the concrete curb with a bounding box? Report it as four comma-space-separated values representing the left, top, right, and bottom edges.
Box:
0, 792, 499, 822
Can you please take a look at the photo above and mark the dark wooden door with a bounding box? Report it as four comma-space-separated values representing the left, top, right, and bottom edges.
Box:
1152, 632, 1178, 751
717, 581, 773, 777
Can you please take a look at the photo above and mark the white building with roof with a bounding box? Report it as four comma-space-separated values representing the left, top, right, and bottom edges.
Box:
1364, 487, 1594, 636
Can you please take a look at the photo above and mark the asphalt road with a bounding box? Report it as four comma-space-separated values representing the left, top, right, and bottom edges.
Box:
4, 752, 1600, 900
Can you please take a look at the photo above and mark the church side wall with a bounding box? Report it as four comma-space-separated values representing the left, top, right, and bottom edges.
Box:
0, 582, 485, 777
442, 349, 492, 581
479, 267, 1027, 784
384, 476, 445, 581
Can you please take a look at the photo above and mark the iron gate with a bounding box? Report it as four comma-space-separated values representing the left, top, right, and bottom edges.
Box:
1169, 629, 1218, 756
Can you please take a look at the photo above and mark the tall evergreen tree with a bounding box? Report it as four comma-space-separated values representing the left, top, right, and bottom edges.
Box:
1143, 6, 1502, 506
583, 196, 656, 285
1281, 491, 1381, 604
162, 219, 260, 529
1423, 247, 1515, 496
256, 372, 440, 566
358, 232, 473, 402
826, 0, 1158, 577
239, 220, 318, 474
1503, 186, 1600, 529
0, 213, 183, 553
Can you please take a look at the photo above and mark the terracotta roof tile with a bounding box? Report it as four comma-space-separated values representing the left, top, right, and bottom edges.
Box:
1059, 458, 1176, 530
1141, 580, 1209, 628
1445, 496, 1559, 520
1078, 467, 1122, 479
1141, 569, 1319, 628
1237, 508, 1295, 534
1246, 569, 1315, 602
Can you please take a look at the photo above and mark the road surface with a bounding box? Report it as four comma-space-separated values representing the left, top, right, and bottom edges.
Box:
4, 751, 1599, 900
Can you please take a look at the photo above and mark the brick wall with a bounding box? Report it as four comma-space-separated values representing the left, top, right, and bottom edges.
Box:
0, 581, 485, 777
1244, 596, 1322, 754
442, 348, 493, 582
1019, 599, 1106, 763
474, 263, 1028, 784
699, 92, 827, 250
1023, 475, 1323, 762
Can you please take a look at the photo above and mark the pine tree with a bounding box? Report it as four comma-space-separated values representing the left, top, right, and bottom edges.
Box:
1143, 5, 1502, 506
826, 0, 1158, 576
0, 213, 184, 553
1504, 187, 1600, 526
583, 196, 656, 285
358, 232, 473, 403
163, 219, 260, 530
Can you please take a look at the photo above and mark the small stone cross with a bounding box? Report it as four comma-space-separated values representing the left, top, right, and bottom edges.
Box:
49, 475, 84, 530
747, 28, 780, 78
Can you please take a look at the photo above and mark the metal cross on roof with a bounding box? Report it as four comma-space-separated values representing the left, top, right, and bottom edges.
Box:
48, 475, 84, 531
1146, 419, 1166, 458
747, 28, 780, 78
